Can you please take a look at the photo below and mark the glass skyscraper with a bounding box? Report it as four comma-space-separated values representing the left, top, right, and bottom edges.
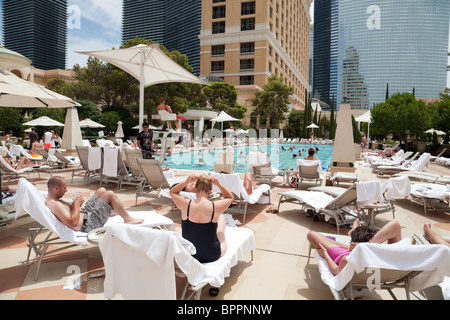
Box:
122, 0, 202, 75
314, 0, 449, 109
2, 0, 67, 70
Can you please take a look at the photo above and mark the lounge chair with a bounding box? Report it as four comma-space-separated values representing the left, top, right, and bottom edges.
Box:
71, 145, 102, 184
296, 159, 323, 188
330, 172, 358, 186
10, 144, 43, 163
14, 178, 175, 281
377, 153, 431, 176
135, 158, 186, 205
311, 236, 450, 300
99, 223, 255, 300
51, 149, 80, 168
246, 151, 279, 187
409, 183, 450, 215
277, 183, 358, 232
100, 147, 128, 189
210, 172, 271, 224
430, 148, 447, 162
0, 153, 50, 180
213, 149, 234, 174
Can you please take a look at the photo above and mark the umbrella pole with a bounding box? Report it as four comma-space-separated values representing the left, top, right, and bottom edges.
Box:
139, 49, 145, 131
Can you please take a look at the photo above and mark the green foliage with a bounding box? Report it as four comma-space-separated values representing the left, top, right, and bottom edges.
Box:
371, 92, 430, 144
0, 107, 23, 136
101, 111, 121, 134
251, 75, 294, 128
285, 110, 304, 137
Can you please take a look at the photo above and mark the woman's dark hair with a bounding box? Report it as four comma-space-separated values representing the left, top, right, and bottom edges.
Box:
351, 226, 377, 243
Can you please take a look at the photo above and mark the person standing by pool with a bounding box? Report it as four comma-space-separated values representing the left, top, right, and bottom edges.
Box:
137, 123, 154, 159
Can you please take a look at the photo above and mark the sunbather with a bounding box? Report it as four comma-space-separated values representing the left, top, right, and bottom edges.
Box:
1, 148, 35, 170
305, 148, 319, 161
170, 174, 234, 263
424, 224, 450, 246
307, 219, 402, 275
45, 176, 144, 233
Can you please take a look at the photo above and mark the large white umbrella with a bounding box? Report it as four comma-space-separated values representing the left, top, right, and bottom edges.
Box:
77, 44, 208, 131
0, 68, 80, 108
210, 111, 240, 137
306, 123, 319, 129
79, 118, 105, 129
23, 116, 65, 127
115, 121, 124, 138
355, 110, 372, 141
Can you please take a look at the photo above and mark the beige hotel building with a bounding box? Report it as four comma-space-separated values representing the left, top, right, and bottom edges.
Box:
199, 0, 313, 128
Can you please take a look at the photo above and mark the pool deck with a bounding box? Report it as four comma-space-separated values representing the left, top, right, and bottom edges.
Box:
0, 154, 449, 300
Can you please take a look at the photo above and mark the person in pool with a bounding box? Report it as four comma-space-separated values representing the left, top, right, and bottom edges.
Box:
307, 219, 402, 275
170, 174, 234, 263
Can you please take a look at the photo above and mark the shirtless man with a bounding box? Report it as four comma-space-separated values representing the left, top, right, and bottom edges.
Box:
45, 176, 143, 233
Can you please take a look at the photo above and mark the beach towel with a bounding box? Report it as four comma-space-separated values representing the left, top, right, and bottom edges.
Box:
356, 180, 384, 207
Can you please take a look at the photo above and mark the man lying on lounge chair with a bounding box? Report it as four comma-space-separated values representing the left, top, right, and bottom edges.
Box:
45, 176, 144, 233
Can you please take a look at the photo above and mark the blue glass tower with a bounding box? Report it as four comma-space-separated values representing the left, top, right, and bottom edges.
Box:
2, 0, 67, 70
122, 0, 201, 75
314, 0, 449, 109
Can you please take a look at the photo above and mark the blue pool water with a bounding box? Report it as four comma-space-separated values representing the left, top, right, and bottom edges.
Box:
157, 143, 334, 173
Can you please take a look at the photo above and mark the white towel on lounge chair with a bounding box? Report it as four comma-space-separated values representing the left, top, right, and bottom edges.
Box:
381, 175, 411, 200
100, 224, 256, 300
102, 147, 119, 177
356, 180, 384, 207
410, 183, 450, 201
279, 190, 335, 211
315, 239, 450, 293
297, 159, 322, 173
88, 147, 102, 170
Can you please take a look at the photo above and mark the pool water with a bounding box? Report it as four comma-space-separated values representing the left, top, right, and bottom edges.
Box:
157, 143, 334, 173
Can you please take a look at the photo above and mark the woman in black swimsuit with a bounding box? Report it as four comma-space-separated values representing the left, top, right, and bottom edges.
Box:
170, 174, 234, 263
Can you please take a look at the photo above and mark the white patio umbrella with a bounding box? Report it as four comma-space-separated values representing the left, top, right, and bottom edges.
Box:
435, 130, 446, 136
23, 116, 65, 127
355, 110, 372, 141
79, 118, 105, 129
425, 128, 436, 134
210, 111, 240, 137
77, 44, 208, 131
0, 67, 80, 108
115, 121, 124, 138
306, 123, 319, 129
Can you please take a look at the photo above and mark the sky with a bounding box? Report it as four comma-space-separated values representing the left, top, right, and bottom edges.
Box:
0, 0, 449, 86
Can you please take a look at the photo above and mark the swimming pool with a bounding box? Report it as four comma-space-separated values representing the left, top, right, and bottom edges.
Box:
157, 143, 334, 173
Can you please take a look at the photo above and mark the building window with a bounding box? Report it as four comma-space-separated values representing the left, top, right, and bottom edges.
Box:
241, 17, 255, 31
213, 0, 225, 3
241, 1, 256, 15
240, 75, 254, 85
240, 42, 255, 55
240, 59, 254, 71
212, 5, 226, 19
211, 61, 225, 73
212, 21, 225, 34
212, 45, 225, 57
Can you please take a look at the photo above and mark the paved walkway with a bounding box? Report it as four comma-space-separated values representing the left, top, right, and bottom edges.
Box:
0, 158, 449, 300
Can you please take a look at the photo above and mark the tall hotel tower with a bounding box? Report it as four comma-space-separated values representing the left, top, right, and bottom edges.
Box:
314, 0, 449, 109
122, 0, 202, 75
2, 0, 68, 70
199, 0, 313, 127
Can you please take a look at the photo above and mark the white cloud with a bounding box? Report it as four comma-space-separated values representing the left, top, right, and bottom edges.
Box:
67, 33, 119, 68
70, 0, 123, 32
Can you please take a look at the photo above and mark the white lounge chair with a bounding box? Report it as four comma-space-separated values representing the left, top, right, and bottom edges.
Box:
311, 237, 450, 300
71, 145, 102, 184
14, 178, 175, 281
296, 159, 323, 188
377, 153, 431, 176
210, 172, 271, 224
278, 183, 358, 232
246, 151, 279, 187
99, 223, 255, 300
409, 183, 450, 215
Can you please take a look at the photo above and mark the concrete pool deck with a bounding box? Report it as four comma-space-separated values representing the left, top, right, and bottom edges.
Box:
0, 154, 449, 300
